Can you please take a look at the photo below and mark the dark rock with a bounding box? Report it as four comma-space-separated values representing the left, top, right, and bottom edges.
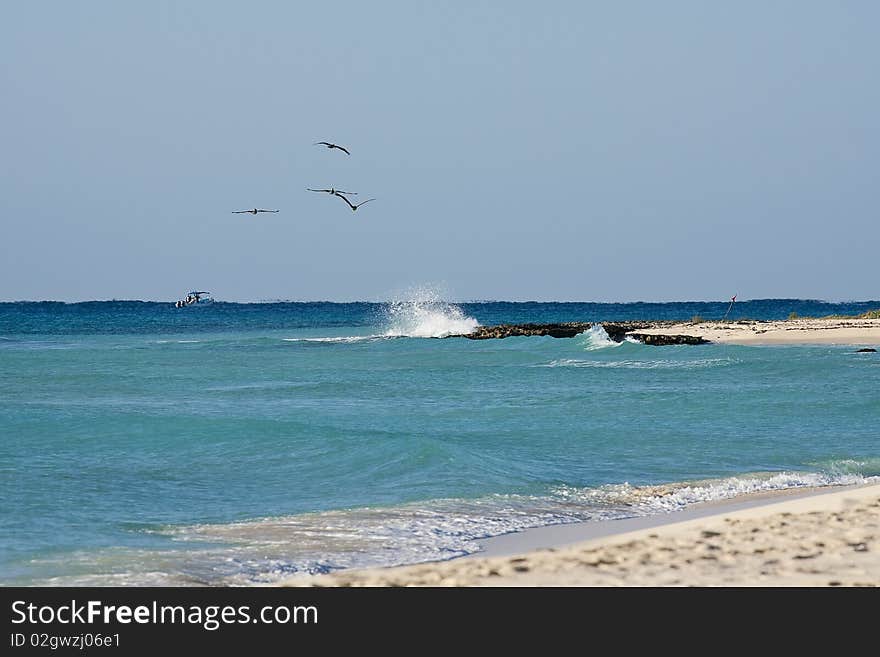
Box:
601, 322, 656, 341
458, 322, 594, 340
856, 348, 877, 353
448, 320, 697, 344
627, 333, 710, 346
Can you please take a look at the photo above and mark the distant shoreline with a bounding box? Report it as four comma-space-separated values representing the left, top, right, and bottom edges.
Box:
450, 316, 880, 346
631, 316, 880, 346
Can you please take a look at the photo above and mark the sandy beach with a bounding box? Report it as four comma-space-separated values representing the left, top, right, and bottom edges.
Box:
282, 483, 880, 587
631, 316, 880, 346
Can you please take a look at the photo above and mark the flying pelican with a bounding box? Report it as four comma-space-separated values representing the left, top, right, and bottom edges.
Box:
336, 194, 375, 212
314, 141, 351, 155
232, 208, 279, 214
307, 188, 357, 196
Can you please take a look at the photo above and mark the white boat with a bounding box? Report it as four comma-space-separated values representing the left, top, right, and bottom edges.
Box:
174, 291, 213, 308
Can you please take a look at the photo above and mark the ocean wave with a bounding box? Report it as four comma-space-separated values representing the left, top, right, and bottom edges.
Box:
810, 458, 880, 478
0, 339, 80, 351
541, 357, 736, 370
382, 286, 479, 338
577, 324, 620, 350
552, 470, 878, 514
281, 335, 386, 344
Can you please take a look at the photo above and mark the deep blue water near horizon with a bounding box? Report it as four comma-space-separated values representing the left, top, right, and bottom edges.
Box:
3, 298, 880, 335
1, 298, 878, 585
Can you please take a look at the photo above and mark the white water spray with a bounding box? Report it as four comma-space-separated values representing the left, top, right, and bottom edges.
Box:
383, 286, 480, 338
578, 324, 620, 350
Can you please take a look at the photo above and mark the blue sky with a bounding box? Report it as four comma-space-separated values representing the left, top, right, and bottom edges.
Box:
1, 2, 877, 302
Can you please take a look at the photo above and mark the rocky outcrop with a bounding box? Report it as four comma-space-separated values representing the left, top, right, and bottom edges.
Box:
460, 322, 594, 340
856, 348, 877, 353
450, 321, 706, 345
627, 333, 710, 346
600, 322, 657, 341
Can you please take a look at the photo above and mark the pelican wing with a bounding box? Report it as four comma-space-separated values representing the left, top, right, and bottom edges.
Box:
355, 198, 376, 209
335, 193, 356, 210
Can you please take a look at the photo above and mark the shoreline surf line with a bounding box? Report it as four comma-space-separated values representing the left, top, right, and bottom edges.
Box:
280, 482, 880, 586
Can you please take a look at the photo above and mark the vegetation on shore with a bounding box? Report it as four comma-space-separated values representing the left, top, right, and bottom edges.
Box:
816, 309, 880, 320
704, 308, 879, 323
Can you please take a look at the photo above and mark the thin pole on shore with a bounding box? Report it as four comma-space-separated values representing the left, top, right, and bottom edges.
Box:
722, 294, 737, 321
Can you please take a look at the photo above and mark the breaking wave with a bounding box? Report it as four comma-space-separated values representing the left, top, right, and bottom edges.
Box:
282, 335, 385, 344
382, 286, 479, 338
554, 470, 877, 514
578, 324, 621, 350
542, 357, 735, 370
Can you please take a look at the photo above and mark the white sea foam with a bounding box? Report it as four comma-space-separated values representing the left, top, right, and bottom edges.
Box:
815, 457, 880, 478
639, 472, 878, 512
578, 324, 620, 350
282, 335, 385, 344
382, 286, 479, 338
553, 471, 878, 515
542, 357, 735, 370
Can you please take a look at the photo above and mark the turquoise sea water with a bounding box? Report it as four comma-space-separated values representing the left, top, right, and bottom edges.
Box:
1, 298, 878, 585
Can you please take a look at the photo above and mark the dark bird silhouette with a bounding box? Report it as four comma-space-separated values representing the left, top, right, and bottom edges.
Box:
232, 208, 279, 214
314, 141, 351, 156
307, 188, 357, 196
336, 194, 375, 212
